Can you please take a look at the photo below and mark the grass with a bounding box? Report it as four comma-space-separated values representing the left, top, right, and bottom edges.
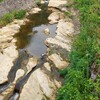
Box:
0, 10, 26, 27
57, 0, 100, 100
0, 0, 3, 3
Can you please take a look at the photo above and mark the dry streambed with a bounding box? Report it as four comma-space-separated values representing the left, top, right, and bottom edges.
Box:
0, 0, 79, 100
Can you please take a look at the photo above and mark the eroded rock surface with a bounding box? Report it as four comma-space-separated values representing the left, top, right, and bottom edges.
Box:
0, 45, 18, 83
48, 0, 67, 8
48, 53, 69, 69
45, 19, 75, 51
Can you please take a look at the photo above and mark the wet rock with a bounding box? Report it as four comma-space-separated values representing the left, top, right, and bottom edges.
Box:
44, 28, 50, 35
48, 53, 69, 69
48, 0, 67, 8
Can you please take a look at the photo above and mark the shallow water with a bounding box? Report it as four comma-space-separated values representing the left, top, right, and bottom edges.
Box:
15, 9, 57, 57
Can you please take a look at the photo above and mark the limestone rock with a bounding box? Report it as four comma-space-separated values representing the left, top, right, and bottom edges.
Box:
44, 28, 50, 35
45, 19, 75, 51
48, 0, 67, 8
19, 58, 61, 100
12, 20, 24, 25
48, 12, 60, 24
29, 7, 41, 14
14, 69, 25, 83
48, 53, 69, 69
56, 19, 75, 37
26, 57, 37, 72
19, 69, 57, 100
3, 45, 18, 58
0, 45, 18, 83
44, 62, 51, 71
45, 38, 71, 51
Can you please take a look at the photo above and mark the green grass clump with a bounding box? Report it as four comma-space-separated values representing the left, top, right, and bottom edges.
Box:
0, 10, 26, 27
57, 0, 100, 100
0, 0, 3, 3
0, 13, 14, 25
14, 10, 26, 19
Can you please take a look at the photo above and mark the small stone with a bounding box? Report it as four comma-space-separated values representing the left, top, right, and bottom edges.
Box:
44, 28, 50, 35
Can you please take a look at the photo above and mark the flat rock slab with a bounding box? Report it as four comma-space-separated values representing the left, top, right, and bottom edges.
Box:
0, 45, 18, 83
45, 19, 75, 51
48, 53, 69, 69
48, 0, 67, 8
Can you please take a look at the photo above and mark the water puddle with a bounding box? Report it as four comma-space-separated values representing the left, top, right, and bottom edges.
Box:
15, 8, 57, 57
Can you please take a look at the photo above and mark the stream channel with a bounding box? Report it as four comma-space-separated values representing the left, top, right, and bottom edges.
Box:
0, 4, 57, 100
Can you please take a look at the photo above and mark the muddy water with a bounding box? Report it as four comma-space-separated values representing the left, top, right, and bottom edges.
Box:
15, 9, 56, 57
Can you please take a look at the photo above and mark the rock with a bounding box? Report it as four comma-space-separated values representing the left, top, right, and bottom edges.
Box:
0, 45, 18, 83
11, 38, 17, 43
11, 19, 25, 26
45, 38, 71, 51
0, 26, 18, 35
29, 7, 41, 14
48, 0, 67, 8
19, 58, 61, 100
56, 19, 75, 37
45, 19, 75, 51
41, 0, 45, 4
14, 69, 25, 83
26, 57, 37, 72
7, 24, 20, 31
48, 12, 60, 24
3, 45, 18, 58
0, 95, 3, 100
48, 53, 69, 69
44, 28, 50, 35
44, 62, 51, 71
19, 70, 55, 100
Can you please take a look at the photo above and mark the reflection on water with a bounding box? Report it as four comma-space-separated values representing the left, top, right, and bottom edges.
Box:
27, 24, 56, 56
15, 9, 57, 57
